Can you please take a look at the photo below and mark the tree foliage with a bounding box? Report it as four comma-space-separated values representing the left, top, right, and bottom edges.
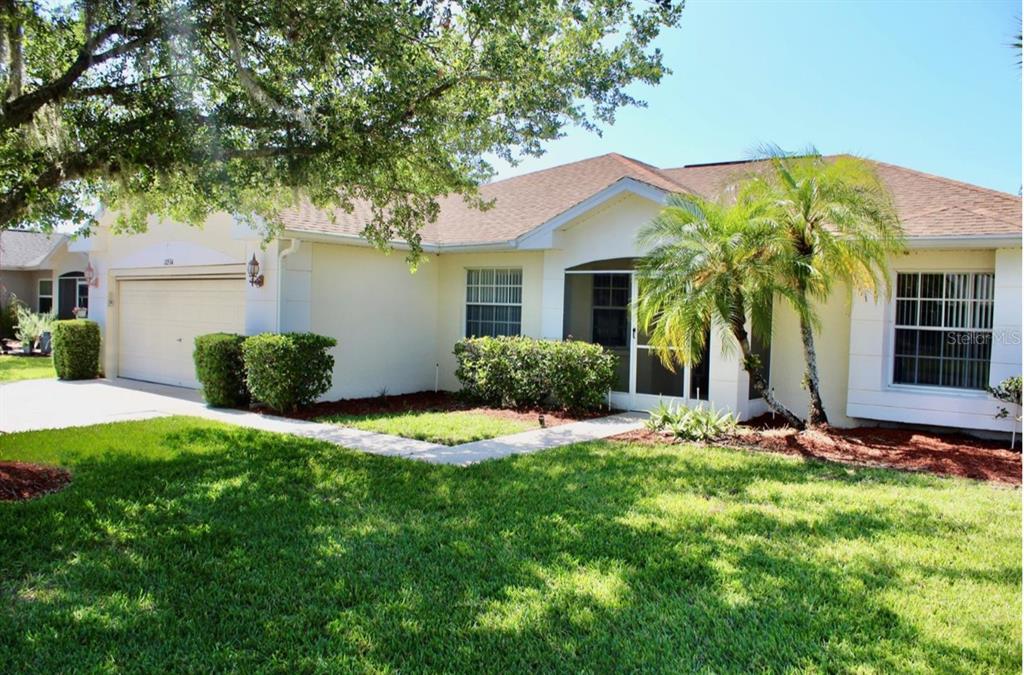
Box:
635, 194, 804, 428
737, 150, 904, 426
0, 0, 681, 261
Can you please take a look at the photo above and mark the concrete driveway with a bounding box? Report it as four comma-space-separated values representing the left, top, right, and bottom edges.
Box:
1, 378, 211, 433
0, 377, 645, 465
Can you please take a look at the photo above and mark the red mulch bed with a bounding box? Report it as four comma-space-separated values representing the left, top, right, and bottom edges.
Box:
262, 390, 602, 427
0, 461, 72, 501
613, 416, 1021, 485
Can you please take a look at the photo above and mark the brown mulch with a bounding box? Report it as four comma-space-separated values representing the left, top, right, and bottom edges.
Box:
0, 461, 72, 501
262, 390, 603, 427
613, 417, 1021, 485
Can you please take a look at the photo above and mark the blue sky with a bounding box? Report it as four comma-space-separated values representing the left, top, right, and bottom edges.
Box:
490, 0, 1022, 194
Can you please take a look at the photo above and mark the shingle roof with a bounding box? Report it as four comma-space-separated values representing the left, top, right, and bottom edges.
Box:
281, 154, 1021, 246
280, 153, 690, 246
0, 230, 67, 269
662, 158, 1022, 239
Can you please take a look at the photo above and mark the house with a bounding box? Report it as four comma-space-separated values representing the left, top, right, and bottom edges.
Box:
72, 154, 1022, 433
0, 230, 89, 319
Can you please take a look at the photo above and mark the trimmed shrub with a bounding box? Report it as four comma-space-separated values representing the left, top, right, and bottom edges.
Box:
454, 336, 617, 412
547, 339, 618, 411
194, 333, 250, 407
241, 332, 336, 412
52, 320, 100, 380
454, 336, 551, 408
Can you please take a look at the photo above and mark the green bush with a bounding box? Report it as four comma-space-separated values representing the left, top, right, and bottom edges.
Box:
0, 293, 25, 340
454, 336, 617, 411
52, 320, 100, 380
546, 339, 618, 411
241, 332, 336, 412
454, 336, 551, 408
194, 333, 250, 407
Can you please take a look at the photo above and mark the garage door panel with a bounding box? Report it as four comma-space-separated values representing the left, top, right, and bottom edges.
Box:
118, 278, 245, 388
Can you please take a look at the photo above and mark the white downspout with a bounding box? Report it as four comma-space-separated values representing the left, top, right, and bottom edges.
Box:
276, 238, 301, 332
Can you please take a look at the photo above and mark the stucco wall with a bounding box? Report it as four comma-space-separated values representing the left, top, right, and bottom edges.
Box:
0, 269, 36, 308
846, 248, 1018, 432
310, 243, 441, 399
78, 212, 274, 376
769, 285, 856, 427
433, 250, 545, 390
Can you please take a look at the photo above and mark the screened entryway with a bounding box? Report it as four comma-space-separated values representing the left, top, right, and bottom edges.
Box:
562, 259, 710, 411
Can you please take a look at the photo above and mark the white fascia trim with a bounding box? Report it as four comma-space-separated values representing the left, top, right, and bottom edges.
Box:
907, 235, 1022, 249
281, 228, 517, 253
515, 177, 670, 250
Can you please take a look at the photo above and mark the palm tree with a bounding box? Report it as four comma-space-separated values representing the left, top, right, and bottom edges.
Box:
738, 150, 904, 427
636, 194, 804, 429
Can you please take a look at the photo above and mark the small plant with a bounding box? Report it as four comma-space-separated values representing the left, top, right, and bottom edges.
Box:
51, 320, 100, 380
194, 333, 250, 408
241, 332, 336, 412
988, 376, 1022, 448
646, 401, 681, 431
646, 403, 738, 442
13, 306, 55, 352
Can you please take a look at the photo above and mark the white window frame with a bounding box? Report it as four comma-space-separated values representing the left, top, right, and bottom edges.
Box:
75, 277, 89, 310
37, 278, 53, 314
889, 270, 994, 392
464, 267, 523, 337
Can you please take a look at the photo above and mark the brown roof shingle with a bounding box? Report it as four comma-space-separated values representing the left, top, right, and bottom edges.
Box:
282, 154, 1021, 245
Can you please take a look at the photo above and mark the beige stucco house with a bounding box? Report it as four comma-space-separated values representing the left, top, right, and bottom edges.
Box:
71, 154, 1022, 433
0, 230, 89, 320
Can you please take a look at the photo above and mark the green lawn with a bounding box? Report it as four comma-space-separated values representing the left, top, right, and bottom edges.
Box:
318, 409, 537, 445
1, 417, 1020, 672
0, 354, 55, 382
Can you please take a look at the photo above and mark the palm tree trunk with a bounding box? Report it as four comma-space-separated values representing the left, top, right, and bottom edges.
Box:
729, 306, 803, 429
798, 314, 829, 427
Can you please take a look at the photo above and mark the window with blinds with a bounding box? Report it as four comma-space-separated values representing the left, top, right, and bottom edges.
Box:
465, 268, 523, 337
893, 272, 994, 390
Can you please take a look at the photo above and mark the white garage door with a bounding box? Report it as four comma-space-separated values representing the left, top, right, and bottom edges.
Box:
117, 278, 246, 388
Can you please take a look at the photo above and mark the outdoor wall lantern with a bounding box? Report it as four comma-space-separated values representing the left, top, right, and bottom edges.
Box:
83, 261, 99, 287
247, 253, 265, 287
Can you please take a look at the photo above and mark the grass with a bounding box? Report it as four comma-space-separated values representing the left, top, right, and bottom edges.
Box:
0, 354, 55, 382
318, 409, 537, 445
0, 417, 1020, 672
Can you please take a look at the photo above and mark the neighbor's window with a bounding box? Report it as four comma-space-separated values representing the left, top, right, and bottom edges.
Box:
76, 278, 89, 310
37, 278, 53, 313
465, 268, 522, 337
893, 272, 994, 390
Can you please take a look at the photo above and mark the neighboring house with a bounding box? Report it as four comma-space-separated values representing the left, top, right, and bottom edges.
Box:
0, 230, 89, 319
74, 153, 1022, 433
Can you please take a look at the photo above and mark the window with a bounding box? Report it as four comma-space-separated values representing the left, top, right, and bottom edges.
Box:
466, 268, 522, 337
37, 279, 53, 313
591, 274, 629, 348
76, 278, 89, 311
893, 272, 993, 390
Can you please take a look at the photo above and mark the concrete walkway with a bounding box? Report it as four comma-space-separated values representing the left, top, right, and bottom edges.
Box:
0, 378, 645, 465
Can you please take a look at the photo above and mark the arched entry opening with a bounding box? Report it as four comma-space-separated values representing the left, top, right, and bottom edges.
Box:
563, 258, 710, 410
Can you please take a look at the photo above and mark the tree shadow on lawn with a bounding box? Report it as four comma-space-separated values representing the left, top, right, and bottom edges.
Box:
0, 423, 1019, 672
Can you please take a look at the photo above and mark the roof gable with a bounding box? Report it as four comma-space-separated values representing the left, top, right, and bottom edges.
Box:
0, 230, 68, 269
